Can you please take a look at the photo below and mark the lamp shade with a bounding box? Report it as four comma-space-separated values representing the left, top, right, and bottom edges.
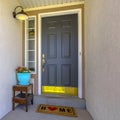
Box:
16, 10, 28, 20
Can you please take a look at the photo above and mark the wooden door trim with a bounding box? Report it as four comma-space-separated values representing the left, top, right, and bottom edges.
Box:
38, 9, 83, 98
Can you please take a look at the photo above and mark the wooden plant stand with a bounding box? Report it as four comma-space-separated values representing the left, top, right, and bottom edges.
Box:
12, 84, 33, 112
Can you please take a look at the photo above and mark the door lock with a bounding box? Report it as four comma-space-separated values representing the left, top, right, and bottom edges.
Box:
42, 53, 45, 72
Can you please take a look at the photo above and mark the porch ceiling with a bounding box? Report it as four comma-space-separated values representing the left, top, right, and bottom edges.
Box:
18, 0, 84, 9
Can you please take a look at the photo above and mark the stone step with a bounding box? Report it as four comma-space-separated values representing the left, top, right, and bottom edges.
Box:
33, 95, 86, 109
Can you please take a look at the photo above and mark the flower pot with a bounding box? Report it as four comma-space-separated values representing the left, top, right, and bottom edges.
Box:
17, 73, 31, 85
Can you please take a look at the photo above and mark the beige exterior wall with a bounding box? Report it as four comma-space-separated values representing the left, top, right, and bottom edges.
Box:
0, 0, 22, 118
85, 0, 120, 120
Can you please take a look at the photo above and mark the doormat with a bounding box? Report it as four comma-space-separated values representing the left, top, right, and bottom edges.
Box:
36, 104, 77, 117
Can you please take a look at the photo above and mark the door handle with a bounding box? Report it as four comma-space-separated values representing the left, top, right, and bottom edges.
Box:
42, 59, 45, 66
42, 53, 45, 72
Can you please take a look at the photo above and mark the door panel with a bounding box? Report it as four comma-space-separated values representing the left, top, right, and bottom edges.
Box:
61, 32, 71, 58
47, 64, 57, 85
42, 14, 78, 95
61, 64, 71, 86
47, 34, 57, 58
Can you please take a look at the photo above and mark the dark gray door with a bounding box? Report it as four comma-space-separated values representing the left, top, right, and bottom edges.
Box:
42, 14, 78, 89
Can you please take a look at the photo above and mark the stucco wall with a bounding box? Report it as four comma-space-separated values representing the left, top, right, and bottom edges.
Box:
85, 0, 120, 120
0, 0, 22, 119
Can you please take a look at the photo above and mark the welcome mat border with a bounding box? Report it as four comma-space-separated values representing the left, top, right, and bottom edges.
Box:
36, 104, 77, 117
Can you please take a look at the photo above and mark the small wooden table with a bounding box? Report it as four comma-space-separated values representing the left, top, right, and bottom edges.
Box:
12, 84, 33, 112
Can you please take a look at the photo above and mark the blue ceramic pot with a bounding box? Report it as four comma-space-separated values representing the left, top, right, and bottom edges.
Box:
17, 73, 31, 85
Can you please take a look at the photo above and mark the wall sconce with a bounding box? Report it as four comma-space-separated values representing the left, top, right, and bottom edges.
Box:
13, 6, 28, 20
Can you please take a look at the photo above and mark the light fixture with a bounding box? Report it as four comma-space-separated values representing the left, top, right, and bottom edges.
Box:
13, 6, 28, 20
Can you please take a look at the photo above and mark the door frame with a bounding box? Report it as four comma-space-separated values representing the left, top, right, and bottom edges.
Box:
38, 8, 83, 98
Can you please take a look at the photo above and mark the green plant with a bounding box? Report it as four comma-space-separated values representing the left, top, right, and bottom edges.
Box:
16, 66, 31, 73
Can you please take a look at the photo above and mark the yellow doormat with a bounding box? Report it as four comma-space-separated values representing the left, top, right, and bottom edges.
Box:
36, 104, 77, 117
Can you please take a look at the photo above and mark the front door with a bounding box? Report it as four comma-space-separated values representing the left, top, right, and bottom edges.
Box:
41, 14, 78, 96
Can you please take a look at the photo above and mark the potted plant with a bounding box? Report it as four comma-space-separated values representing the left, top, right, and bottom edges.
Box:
16, 66, 31, 85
